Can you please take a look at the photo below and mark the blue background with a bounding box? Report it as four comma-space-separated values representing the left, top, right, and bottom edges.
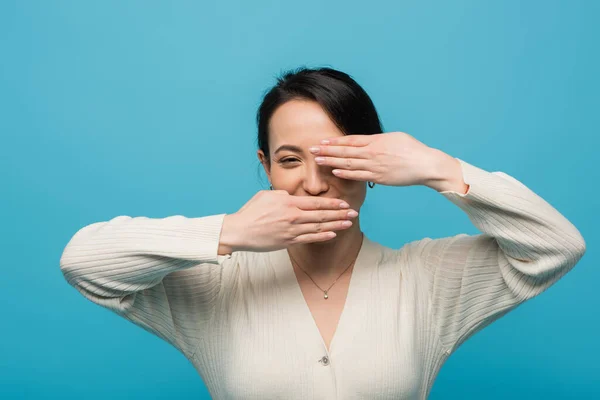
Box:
1, 1, 598, 398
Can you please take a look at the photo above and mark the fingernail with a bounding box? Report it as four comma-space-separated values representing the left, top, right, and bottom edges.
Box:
347, 210, 358, 218
320, 140, 330, 145
339, 202, 350, 208
309, 147, 320, 154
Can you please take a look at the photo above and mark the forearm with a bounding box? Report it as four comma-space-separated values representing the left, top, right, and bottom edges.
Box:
436, 158, 586, 292
60, 214, 226, 297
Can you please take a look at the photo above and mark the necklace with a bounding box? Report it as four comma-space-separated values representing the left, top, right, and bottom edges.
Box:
287, 233, 363, 300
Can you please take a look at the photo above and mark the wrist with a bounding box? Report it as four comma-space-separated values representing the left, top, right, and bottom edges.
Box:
218, 213, 243, 255
424, 149, 469, 194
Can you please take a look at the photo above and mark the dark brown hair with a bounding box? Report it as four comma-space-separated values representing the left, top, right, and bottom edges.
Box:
256, 66, 384, 168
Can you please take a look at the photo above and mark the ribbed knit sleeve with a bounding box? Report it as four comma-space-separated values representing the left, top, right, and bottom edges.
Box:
59, 213, 234, 357
410, 159, 586, 355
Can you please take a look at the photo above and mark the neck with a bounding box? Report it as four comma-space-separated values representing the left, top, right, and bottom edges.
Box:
286, 221, 364, 280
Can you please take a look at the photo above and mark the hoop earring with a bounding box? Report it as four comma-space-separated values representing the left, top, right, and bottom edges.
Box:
368, 182, 375, 188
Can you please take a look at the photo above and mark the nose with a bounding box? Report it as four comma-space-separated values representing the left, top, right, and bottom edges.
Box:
303, 161, 329, 195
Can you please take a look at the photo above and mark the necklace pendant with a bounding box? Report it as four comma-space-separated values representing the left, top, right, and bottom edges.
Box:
324, 291, 329, 300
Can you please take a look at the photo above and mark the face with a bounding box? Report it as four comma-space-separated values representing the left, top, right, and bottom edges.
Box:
258, 99, 367, 212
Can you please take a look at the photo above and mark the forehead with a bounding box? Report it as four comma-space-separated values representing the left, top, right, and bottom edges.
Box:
268, 99, 344, 149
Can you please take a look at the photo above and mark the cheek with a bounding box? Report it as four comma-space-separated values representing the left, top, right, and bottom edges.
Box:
341, 181, 367, 202
341, 179, 366, 192
271, 168, 301, 186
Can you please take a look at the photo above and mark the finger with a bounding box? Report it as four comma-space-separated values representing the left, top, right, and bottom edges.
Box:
331, 169, 376, 181
315, 156, 370, 170
311, 145, 366, 158
290, 231, 337, 244
294, 219, 353, 236
294, 209, 358, 224
292, 196, 349, 210
320, 135, 372, 146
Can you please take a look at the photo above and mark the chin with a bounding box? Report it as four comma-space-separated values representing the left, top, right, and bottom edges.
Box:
333, 227, 355, 239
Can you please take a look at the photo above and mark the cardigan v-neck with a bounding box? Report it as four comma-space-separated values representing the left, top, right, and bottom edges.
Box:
270, 234, 378, 357
60, 158, 586, 399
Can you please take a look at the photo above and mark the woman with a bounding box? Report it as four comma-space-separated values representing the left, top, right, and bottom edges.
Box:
60, 67, 586, 399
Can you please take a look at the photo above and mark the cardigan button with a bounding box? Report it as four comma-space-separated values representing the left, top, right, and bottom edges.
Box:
319, 356, 330, 366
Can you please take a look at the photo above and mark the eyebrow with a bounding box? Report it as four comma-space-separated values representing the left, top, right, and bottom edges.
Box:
274, 144, 304, 155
